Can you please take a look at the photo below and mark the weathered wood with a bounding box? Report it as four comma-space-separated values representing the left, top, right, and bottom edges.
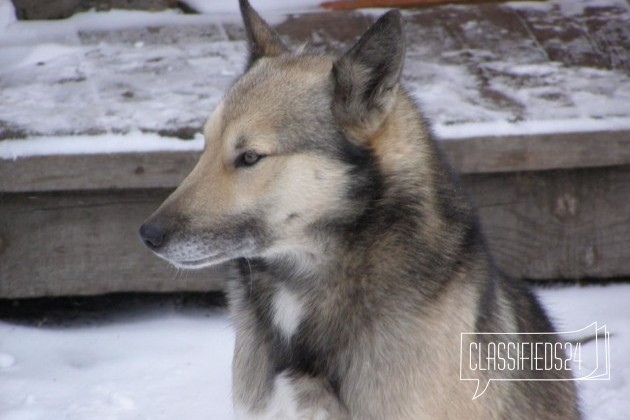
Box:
2, 4, 629, 141
2, 130, 630, 193
1, 3, 629, 297
515, 2, 630, 72
581, 5, 630, 72
0, 152, 202, 193
320, 0, 495, 10
0, 189, 228, 298
11, 0, 178, 20
439, 130, 630, 175
2, 164, 630, 298
463, 166, 630, 280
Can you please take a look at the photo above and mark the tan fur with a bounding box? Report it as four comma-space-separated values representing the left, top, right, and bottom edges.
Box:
140, 2, 580, 418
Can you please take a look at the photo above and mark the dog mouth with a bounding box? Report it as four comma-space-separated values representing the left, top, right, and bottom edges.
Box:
168, 252, 233, 270
140, 221, 261, 270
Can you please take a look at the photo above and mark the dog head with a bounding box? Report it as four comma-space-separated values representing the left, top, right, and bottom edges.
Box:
140, 0, 405, 269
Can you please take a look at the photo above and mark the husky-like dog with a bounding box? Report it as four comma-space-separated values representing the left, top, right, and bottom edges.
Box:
140, 1, 580, 418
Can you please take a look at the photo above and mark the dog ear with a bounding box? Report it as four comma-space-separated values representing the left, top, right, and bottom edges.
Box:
239, 0, 288, 68
332, 10, 405, 140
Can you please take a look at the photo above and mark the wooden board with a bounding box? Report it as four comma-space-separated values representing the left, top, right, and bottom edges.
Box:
2, 164, 630, 298
439, 130, 630, 175
463, 166, 630, 280
320, 0, 489, 10
0, 189, 227, 298
2, 3, 628, 141
0, 152, 201, 193
2, 130, 630, 193
1, 2, 629, 297
514, 2, 630, 72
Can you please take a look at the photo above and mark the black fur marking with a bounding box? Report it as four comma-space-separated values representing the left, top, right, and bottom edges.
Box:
236, 257, 343, 397
334, 132, 372, 168
311, 134, 391, 243
332, 10, 404, 125
272, 334, 319, 376
269, 320, 342, 400
475, 273, 500, 333
236, 259, 332, 382
338, 141, 382, 204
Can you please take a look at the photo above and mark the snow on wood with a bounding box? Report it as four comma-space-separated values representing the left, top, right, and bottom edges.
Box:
0, 0, 629, 159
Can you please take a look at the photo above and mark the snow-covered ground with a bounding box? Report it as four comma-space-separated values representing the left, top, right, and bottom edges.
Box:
0, 284, 629, 419
0, 308, 235, 420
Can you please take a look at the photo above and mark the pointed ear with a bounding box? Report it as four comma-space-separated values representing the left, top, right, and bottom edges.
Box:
332, 10, 405, 139
239, 0, 289, 68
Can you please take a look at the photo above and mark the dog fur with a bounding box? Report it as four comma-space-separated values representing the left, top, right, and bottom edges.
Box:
140, 1, 581, 418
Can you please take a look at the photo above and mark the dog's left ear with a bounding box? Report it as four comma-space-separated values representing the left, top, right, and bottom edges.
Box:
239, 0, 289, 69
332, 10, 405, 140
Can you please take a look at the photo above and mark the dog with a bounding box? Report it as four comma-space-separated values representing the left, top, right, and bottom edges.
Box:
140, 1, 581, 418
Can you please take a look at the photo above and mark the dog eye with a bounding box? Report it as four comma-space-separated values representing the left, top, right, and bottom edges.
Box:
237, 150, 264, 168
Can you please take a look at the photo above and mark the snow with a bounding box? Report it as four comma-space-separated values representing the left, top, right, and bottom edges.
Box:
0, 0, 15, 33
434, 117, 630, 140
0, 313, 235, 420
0, 284, 628, 419
180, 0, 322, 14
537, 285, 630, 418
510, 0, 630, 16
0, 8, 249, 147
0, 132, 204, 160
1, 0, 629, 159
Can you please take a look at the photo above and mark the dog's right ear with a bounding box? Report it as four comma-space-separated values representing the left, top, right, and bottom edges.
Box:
239, 0, 288, 69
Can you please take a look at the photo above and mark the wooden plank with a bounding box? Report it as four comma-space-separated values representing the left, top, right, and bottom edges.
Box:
463, 165, 630, 280
2, 130, 630, 193
581, 4, 630, 72
1, 3, 628, 297
513, 5, 610, 69
0, 152, 201, 193
2, 164, 630, 298
275, 10, 375, 53
0, 189, 228, 298
439, 130, 630, 174
437, 4, 547, 64
320, 0, 513, 9
3, 5, 628, 141
422, 4, 542, 121
515, 2, 630, 72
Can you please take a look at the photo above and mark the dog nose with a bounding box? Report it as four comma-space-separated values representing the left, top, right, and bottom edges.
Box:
139, 223, 166, 250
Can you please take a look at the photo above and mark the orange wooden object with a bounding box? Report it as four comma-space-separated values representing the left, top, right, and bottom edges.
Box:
321, 0, 502, 10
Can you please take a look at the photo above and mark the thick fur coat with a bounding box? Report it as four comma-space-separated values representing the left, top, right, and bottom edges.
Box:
140, 1, 581, 418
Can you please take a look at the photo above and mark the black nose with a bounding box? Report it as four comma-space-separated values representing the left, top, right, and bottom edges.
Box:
139, 223, 166, 250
